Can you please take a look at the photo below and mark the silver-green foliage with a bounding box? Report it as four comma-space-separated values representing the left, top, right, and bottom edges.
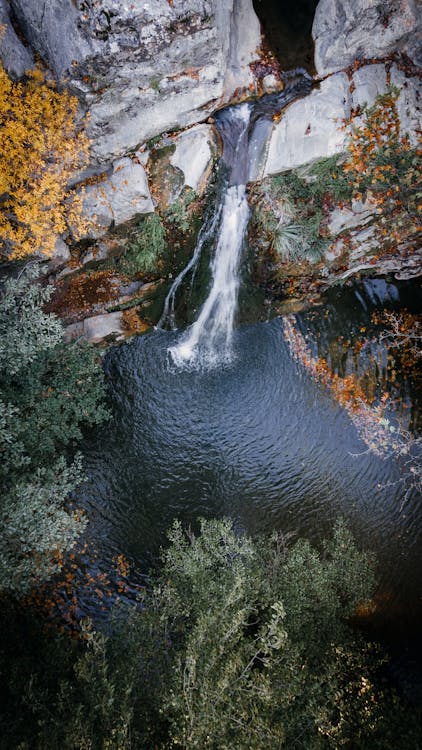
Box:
148, 518, 377, 749
164, 188, 197, 234
0, 266, 62, 375
256, 155, 353, 263
6, 519, 419, 749
0, 266, 108, 594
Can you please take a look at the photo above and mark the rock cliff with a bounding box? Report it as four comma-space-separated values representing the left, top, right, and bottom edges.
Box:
3, 0, 261, 165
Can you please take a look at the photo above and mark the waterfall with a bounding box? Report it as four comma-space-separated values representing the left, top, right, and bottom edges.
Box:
157, 201, 223, 331
170, 184, 250, 367
160, 73, 313, 369
169, 103, 252, 368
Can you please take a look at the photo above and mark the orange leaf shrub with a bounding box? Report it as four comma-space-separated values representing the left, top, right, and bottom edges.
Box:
0, 63, 90, 259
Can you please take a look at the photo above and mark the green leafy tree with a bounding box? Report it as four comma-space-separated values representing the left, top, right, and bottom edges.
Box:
2, 520, 420, 749
0, 266, 108, 594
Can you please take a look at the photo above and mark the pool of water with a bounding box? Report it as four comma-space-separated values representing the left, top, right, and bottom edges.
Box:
80, 282, 421, 661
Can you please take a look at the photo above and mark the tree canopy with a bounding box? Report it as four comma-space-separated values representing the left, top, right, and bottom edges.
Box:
1, 519, 420, 749
0, 266, 108, 593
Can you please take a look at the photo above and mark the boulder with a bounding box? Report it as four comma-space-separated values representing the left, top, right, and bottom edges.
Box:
64, 311, 124, 344
313, 0, 421, 77
169, 124, 216, 194
70, 157, 154, 240
9, 0, 261, 164
0, 0, 34, 78
263, 73, 351, 176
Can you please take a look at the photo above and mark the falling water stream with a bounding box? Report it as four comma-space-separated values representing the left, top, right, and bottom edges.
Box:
161, 73, 313, 367
170, 99, 250, 367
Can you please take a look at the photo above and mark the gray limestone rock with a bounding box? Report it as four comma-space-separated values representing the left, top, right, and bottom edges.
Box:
8, 0, 261, 164
328, 198, 376, 236
390, 64, 422, 146
169, 124, 216, 193
70, 157, 154, 240
263, 74, 351, 177
262, 63, 420, 181
64, 311, 124, 344
313, 0, 421, 77
0, 0, 34, 78
51, 237, 71, 262
351, 64, 387, 108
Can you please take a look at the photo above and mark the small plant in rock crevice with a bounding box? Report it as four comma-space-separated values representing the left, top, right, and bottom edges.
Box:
163, 187, 197, 234
252, 160, 347, 265
117, 190, 199, 279
119, 213, 167, 277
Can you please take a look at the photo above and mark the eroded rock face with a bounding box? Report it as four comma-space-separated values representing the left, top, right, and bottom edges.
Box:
263, 73, 351, 176
262, 63, 421, 179
7, 0, 260, 165
312, 0, 422, 77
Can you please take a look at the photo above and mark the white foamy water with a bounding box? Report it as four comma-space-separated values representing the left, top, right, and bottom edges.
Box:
170, 183, 250, 368
168, 104, 251, 368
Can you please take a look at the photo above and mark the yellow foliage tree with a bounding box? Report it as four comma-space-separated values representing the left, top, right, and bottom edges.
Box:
0, 63, 89, 259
